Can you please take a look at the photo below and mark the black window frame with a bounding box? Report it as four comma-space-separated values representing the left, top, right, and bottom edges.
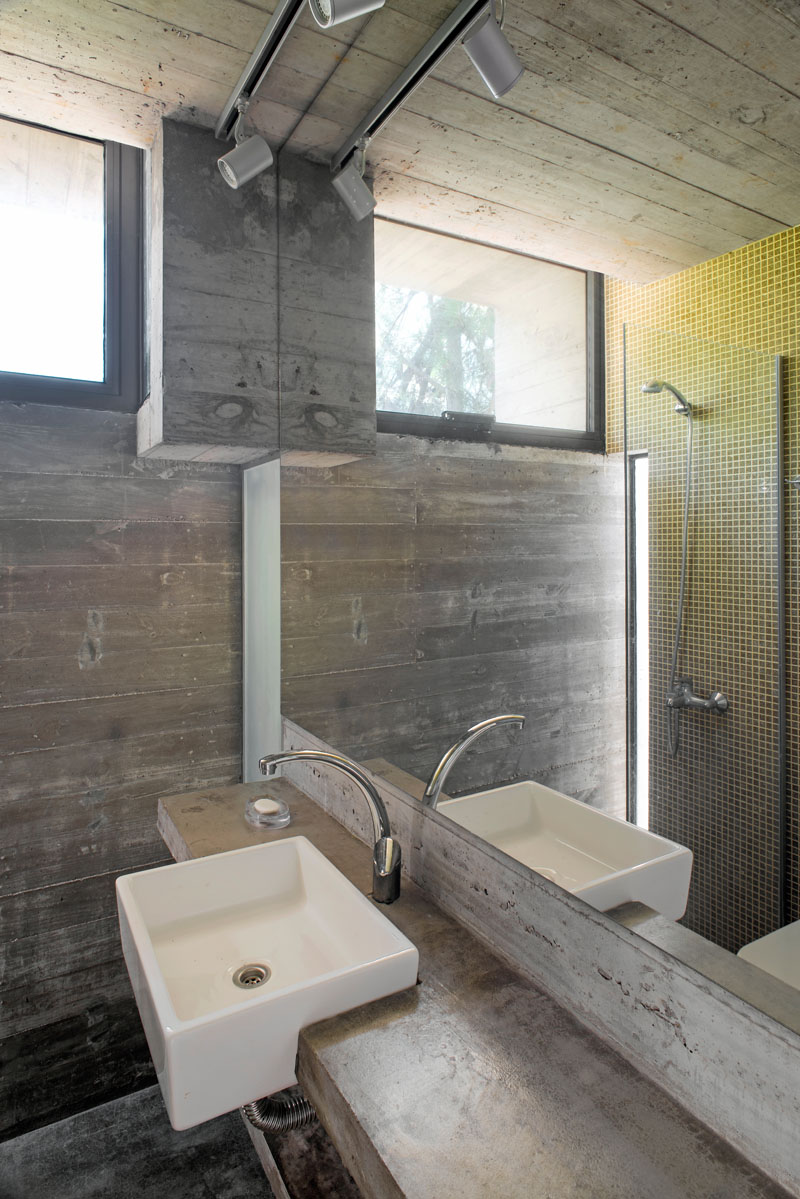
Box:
376, 263, 605, 453
0, 119, 144, 413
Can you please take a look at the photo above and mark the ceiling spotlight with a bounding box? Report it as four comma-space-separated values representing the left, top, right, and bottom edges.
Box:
331, 140, 376, 222
309, 0, 385, 28
462, 0, 524, 98
217, 98, 273, 189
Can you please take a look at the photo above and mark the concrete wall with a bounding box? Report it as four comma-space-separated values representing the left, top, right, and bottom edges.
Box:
279, 152, 376, 462
281, 433, 626, 813
0, 120, 378, 1138
138, 118, 280, 463
139, 122, 377, 465
0, 402, 243, 1138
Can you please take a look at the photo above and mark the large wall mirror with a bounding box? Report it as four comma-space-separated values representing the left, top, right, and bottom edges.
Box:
256, 213, 797, 1031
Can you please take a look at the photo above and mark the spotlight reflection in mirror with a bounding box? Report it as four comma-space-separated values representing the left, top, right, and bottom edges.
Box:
462, 10, 524, 98
308, 0, 384, 28
331, 160, 376, 222
218, 135, 273, 189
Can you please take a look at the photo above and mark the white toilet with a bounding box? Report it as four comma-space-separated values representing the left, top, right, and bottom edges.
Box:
737, 919, 800, 989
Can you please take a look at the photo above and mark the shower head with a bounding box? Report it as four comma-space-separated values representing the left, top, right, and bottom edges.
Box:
641, 379, 692, 415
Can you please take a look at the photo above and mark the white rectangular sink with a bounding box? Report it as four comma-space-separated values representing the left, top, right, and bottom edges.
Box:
117, 836, 418, 1130
438, 780, 692, 920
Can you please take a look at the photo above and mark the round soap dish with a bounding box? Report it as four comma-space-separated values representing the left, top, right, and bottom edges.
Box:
245, 795, 291, 829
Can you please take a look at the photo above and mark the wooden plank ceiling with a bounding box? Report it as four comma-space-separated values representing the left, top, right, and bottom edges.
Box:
2, 0, 799, 281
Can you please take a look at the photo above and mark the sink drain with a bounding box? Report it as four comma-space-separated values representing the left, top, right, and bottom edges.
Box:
232, 963, 271, 990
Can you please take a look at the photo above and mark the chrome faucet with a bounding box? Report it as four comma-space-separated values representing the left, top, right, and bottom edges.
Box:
258, 750, 402, 903
423, 714, 526, 809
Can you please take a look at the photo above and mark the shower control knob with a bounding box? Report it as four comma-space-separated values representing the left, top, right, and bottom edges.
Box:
666, 680, 729, 715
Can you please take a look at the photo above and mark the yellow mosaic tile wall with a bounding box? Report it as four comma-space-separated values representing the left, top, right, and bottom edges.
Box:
606, 225, 800, 454
605, 225, 800, 943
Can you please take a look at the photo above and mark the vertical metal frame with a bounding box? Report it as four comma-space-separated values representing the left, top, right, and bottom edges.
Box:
625, 449, 650, 826
622, 323, 634, 822
776, 355, 788, 926
106, 140, 145, 411
0, 123, 144, 412
585, 271, 605, 443
243, 457, 282, 781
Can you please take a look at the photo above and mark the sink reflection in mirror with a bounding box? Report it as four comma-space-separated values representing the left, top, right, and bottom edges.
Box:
437, 780, 692, 921
737, 920, 800, 991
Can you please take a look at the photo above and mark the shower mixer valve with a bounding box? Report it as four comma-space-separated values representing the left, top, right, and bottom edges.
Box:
666, 679, 729, 715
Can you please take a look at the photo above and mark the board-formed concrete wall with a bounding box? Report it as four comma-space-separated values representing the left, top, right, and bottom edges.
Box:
281, 433, 626, 815
138, 120, 376, 465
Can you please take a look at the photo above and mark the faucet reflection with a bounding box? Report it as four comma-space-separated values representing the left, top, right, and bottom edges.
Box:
423, 714, 526, 810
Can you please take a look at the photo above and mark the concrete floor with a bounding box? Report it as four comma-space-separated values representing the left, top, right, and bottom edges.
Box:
0, 1085, 274, 1199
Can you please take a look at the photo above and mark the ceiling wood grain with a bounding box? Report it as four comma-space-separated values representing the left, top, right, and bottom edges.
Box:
1, 0, 799, 279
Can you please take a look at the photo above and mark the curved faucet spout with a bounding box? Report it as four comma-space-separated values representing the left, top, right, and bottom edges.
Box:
258, 750, 401, 903
423, 714, 526, 810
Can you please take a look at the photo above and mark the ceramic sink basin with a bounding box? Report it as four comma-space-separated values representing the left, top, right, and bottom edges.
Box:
438, 780, 692, 920
116, 836, 418, 1130
737, 919, 800, 990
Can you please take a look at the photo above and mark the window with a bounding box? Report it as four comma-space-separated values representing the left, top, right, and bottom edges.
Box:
374, 220, 603, 450
0, 117, 144, 411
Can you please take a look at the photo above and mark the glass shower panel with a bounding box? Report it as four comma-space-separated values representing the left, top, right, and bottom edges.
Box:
624, 324, 780, 954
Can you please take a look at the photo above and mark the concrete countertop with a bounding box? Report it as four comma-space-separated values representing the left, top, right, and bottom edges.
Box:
158, 782, 790, 1199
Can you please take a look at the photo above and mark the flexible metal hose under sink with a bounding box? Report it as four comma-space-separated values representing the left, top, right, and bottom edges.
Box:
241, 1090, 317, 1132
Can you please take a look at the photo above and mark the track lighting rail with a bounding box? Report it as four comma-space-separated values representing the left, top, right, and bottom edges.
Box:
215, 0, 307, 141
330, 0, 489, 174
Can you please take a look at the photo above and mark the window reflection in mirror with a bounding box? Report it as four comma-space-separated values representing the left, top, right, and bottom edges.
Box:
374, 219, 599, 445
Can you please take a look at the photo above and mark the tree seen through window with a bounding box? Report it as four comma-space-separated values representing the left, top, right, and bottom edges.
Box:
375, 282, 495, 417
